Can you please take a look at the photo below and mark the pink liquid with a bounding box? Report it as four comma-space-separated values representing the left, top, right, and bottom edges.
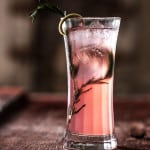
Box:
69, 79, 114, 135
67, 27, 117, 136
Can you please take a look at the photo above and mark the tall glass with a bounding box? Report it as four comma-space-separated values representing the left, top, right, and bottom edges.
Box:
63, 17, 121, 150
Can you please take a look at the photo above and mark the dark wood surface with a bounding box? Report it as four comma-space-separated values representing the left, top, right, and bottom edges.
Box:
0, 88, 150, 150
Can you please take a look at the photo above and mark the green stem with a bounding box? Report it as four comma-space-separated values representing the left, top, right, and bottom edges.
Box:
30, 2, 65, 22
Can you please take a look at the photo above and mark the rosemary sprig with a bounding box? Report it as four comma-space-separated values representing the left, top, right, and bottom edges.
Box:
30, 2, 65, 22
73, 77, 108, 103
73, 104, 86, 114
69, 52, 113, 121
69, 76, 108, 120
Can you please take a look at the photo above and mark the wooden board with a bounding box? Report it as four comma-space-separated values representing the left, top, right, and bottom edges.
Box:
0, 92, 149, 149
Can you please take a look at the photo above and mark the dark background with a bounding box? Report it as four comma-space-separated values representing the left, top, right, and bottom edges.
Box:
0, 0, 150, 96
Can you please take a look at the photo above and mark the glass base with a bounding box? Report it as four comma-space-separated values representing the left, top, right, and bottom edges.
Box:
63, 132, 117, 150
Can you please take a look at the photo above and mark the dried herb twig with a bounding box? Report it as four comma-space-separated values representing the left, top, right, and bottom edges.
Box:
69, 76, 108, 121
30, 2, 65, 22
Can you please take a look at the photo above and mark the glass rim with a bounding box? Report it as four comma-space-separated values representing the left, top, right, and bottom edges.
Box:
62, 17, 121, 20
61, 16, 121, 34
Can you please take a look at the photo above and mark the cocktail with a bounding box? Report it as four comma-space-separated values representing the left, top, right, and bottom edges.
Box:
29, 2, 121, 149
62, 17, 121, 149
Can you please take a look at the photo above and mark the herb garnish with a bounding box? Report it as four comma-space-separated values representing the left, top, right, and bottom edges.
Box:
30, 1, 65, 22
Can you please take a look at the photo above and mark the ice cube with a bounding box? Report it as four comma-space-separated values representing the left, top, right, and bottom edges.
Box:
89, 20, 104, 28
72, 47, 112, 83
69, 27, 116, 53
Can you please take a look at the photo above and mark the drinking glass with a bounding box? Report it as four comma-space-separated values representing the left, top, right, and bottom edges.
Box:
62, 17, 121, 150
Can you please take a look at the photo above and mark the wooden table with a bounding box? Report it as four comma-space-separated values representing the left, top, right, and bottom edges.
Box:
0, 89, 149, 150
